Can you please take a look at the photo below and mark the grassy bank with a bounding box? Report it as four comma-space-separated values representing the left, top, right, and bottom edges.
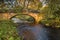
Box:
0, 20, 21, 40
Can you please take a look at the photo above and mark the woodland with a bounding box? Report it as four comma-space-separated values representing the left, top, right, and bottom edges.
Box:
0, 0, 60, 40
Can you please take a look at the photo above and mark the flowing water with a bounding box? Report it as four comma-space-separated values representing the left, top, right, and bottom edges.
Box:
16, 23, 60, 40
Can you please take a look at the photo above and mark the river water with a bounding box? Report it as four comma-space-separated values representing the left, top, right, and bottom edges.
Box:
16, 23, 60, 40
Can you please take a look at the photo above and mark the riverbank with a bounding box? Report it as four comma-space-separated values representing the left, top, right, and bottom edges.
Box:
0, 20, 21, 40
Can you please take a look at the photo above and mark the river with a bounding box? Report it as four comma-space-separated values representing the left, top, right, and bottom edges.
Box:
16, 23, 60, 40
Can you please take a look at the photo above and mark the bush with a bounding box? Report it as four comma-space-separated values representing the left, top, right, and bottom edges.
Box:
0, 20, 22, 40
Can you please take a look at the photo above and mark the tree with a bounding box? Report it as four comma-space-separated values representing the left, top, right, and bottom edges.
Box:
40, 0, 60, 27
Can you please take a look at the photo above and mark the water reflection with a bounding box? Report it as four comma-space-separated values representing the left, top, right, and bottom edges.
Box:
11, 15, 60, 40
16, 23, 60, 40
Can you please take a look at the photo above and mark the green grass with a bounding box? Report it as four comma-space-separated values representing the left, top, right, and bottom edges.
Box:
0, 20, 21, 40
